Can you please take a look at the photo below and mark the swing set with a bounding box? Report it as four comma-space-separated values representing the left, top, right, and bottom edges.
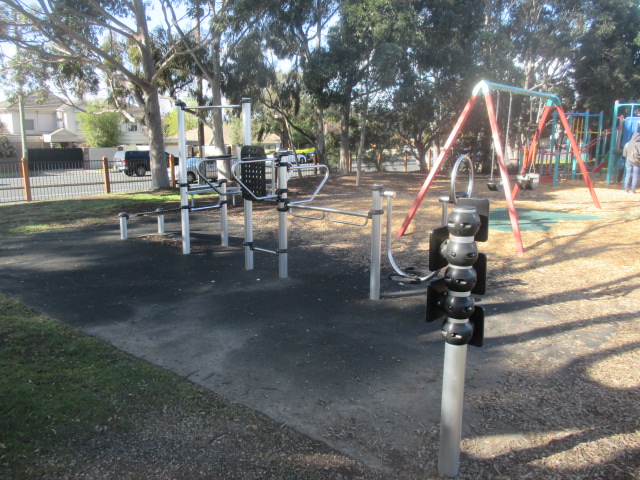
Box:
397, 80, 601, 254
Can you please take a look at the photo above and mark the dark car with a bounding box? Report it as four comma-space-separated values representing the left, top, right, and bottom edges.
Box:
114, 151, 177, 177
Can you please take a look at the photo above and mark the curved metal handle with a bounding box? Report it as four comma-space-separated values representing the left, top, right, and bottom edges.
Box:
449, 154, 474, 204
287, 164, 330, 205
231, 158, 278, 201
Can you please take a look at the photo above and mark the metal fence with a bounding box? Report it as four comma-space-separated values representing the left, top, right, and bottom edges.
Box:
0, 157, 327, 204
0, 158, 154, 203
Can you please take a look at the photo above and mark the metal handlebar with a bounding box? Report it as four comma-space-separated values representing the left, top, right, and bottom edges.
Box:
287, 164, 330, 204
231, 158, 279, 201
449, 155, 474, 204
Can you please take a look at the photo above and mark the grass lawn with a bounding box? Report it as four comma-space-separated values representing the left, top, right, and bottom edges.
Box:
0, 190, 186, 238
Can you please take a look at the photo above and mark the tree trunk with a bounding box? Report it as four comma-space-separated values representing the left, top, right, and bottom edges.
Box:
356, 97, 369, 186
133, 0, 168, 189
210, 36, 226, 155
314, 6, 326, 164
144, 88, 169, 189
340, 102, 351, 174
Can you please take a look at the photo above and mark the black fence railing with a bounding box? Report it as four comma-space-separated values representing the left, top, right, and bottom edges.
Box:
0, 158, 154, 203
0, 156, 327, 204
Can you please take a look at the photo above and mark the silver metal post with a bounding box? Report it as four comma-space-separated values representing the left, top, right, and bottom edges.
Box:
370, 184, 383, 300
241, 99, 252, 146
220, 181, 229, 247
438, 340, 468, 477
278, 162, 289, 279
119, 214, 128, 240
177, 102, 190, 254
244, 198, 254, 270
241, 98, 253, 269
157, 215, 165, 234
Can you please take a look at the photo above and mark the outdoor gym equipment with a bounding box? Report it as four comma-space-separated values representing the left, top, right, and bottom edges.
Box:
385, 155, 477, 284
232, 154, 387, 300
606, 101, 640, 185
176, 98, 252, 254
426, 201, 487, 478
397, 80, 601, 254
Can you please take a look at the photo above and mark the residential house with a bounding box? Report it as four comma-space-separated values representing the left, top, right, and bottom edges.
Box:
0, 94, 148, 158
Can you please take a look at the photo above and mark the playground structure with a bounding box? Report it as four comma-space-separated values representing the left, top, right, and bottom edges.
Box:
531, 110, 609, 186
606, 101, 640, 185
397, 80, 602, 254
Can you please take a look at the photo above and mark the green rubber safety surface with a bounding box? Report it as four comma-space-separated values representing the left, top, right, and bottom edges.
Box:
490, 208, 602, 231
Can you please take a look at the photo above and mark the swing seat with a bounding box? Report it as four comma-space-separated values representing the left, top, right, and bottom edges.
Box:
487, 181, 503, 192
516, 173, 539, 190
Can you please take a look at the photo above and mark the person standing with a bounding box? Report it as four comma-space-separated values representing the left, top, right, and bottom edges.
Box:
622, 132, 640, 193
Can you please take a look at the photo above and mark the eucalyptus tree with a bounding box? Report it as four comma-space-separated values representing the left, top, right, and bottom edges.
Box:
574, 0, 640, 116
386, 0, 484, 172
261, 0, 339, 164
305, 0, 412, 174
0, 0, 212, 188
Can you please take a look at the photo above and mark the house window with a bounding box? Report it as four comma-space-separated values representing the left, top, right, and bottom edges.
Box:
56, 111, 64, 129
24, 119, 35, 131
127, 122, 138, 132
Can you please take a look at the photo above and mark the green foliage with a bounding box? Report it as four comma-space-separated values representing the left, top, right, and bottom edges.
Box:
574, 0, 640, 116
162, 106, 199, 138
78, 104, 122, 147
0, 123, 14, 157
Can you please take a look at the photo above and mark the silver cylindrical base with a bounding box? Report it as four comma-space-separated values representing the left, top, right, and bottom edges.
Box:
369, 184, 383, 300
244, 199, 254, 270
119, 216, 128, 240
438, 341, 468, 478
220, 182, 229, 246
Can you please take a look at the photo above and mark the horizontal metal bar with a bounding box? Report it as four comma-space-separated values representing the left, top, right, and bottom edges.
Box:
190, 204, 222, 212
183, 104, 241, 110
289, 204, 369, 218
252, 246, 278, 255
472, 80, 561, 106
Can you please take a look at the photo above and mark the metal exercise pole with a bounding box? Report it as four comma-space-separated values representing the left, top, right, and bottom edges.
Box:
437, 206, 481, 478
241, 98, 254, 270
278, 161, 289, 278
370, 184, 383, 300
220, 181, 229, 246
156, 208, 165, 234
176, 101, 190, 254
118, 213, 128, 239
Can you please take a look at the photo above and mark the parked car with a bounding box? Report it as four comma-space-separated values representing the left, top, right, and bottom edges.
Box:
185, 156, 229, 183
113, 151, 178, 177
270, 150, 308, 165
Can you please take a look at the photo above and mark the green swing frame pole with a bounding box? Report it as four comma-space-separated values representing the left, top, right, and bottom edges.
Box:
595, 112, 604, 171
607, 101, 621, 185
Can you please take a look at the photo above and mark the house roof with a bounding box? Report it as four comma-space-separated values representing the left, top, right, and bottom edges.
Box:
43, 128, 81, 143
0, 93, 71, 112
0, 94, 143, 119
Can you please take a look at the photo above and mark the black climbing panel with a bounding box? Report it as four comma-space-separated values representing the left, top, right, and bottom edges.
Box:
240, 145, 267, 200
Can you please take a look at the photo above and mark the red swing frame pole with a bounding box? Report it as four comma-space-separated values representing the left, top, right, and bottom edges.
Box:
485, 93, 525, 254
555, 106, 601, 209
396, 95, 479, 237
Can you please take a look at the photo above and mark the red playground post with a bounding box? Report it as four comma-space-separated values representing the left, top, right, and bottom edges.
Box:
396, 80, 601, 253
